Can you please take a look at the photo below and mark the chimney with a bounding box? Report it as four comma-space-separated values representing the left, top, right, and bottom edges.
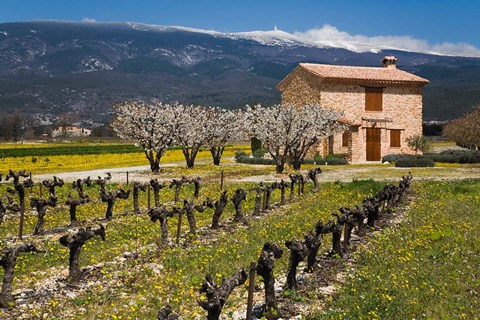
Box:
382, 55, 397, 68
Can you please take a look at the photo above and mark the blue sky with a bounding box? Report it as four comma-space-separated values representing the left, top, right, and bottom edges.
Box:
1, 0, 479, 49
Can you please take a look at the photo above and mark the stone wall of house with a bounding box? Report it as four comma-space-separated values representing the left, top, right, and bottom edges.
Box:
280, 69, 323, 107
280, 68, 425, 163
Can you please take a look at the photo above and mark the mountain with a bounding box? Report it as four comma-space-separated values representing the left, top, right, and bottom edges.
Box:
0, 21, 479, 126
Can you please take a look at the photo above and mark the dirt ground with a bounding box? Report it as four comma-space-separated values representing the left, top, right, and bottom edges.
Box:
31, 160, 480, 185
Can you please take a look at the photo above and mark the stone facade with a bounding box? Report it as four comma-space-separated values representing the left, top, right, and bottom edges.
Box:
279, 64, 427, 163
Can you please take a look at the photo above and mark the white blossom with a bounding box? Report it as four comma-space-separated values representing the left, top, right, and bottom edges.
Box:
245, 104, 347, 172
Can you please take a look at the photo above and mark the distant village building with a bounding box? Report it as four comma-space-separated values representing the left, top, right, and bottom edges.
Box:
51, 126, 92, 137
278, 56, 429, 163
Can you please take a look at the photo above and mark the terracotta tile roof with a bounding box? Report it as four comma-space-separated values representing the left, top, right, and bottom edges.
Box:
278, 63, 429, 88
301, 63, 429, 84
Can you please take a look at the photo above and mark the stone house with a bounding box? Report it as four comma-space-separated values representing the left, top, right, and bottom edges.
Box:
51, 126, 92, 137
277, 56, 429, 163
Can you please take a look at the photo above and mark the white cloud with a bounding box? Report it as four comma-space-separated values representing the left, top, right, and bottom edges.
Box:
81, 17, 97, 23
293, 24, 480, 57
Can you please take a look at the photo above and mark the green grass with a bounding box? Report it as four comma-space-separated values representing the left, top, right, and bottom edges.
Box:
0, 173, 386, 319
313, 179, 480, 319
0, 144, 150, 158
1, 149, 479, 319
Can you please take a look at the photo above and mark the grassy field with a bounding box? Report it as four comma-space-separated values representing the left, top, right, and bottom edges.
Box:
313, 180, 480, 319
0, 144, 249, 174
0, 175, 386, 319
0, 141, 478, 319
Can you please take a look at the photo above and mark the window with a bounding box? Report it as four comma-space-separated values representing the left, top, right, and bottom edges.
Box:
365, 87, 383, 111
390, 129, 401, 147
342, 131, 349, 147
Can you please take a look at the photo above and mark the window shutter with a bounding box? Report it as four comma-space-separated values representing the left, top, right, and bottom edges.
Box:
390, 130, 401, 147
342, 131, 349, 147
365, 87, 383, 111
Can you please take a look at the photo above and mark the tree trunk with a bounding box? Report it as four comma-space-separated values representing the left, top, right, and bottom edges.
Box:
264, 187, 273, 210
146, 151, 160, 173
289, 175, 297, 200
148, 206, 175, 245
169, 178, 187, 203
198, 269, 248, 320
210, 146, 225, 166
191, 177, 201, 198
69, 203, 78, 226
59, 226, 105, 281
285, 240, 309, 290
0, 261, 15, 308
68, 245, 82, 280
159, 217, 168, 244
278, 180, 287, 206
211, 191, 228, 229
291, 158, 302, 170
150, 179, 165, 207
275, 161, 285, 174
256, 242, 283, 319
105, 199, 115, 220
183, 200, 196, 236
232, 189, 247, 225
0, 243, 42, 308
252, 187, 263, 216
331, 223, 343, 257
158, 305, 179, 320
33, 209, 46, 235
308, 168, 322, 192
305, 233, 321, 273
183, 148, 199, 169
133, 183, 146, 214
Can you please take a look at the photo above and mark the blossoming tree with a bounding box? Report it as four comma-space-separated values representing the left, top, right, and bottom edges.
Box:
205, 108, 244, 166
112, 101, 176, 172
245, 104, 347, 173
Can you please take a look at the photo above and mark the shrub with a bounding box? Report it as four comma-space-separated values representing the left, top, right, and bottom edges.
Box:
326, 153, 344, 159
385, 150, 480, 164
234, 150, 248, 161
382, 154, 416, 163
395, 157, 435, 167
423, 154, 459, 163
250, 137, 262, 153
253, 148, 268, 159
235, 156, 276, 165
438, 149, 480, 163
324, 157, 348, 165
406, 134, 430, 154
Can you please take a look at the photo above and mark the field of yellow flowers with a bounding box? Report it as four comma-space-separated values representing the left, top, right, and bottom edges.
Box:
0, 142, 479, 319
0, 144, 246, 174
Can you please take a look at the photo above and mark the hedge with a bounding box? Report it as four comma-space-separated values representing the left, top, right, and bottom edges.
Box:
383, 149, 480, 164
236, 156, 348, 166
395, 157, 435, 167
382, 154, 416, 163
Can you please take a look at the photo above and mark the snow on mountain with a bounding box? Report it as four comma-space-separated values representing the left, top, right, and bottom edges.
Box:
123, 22, 478, 57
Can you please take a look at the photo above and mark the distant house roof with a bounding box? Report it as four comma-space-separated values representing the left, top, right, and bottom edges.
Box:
278, 63, 429, 89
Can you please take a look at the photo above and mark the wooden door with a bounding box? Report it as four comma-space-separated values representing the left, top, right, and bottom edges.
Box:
366, 128, 381, 161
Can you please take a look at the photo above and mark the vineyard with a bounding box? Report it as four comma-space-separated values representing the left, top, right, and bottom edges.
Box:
0, 146, 479, 319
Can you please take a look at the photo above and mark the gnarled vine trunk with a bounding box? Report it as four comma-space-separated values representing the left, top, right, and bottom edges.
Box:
59, 225, 106, 281
0, 242, 43, 308
198, 269, 248, 320
256, 242, 284, 319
